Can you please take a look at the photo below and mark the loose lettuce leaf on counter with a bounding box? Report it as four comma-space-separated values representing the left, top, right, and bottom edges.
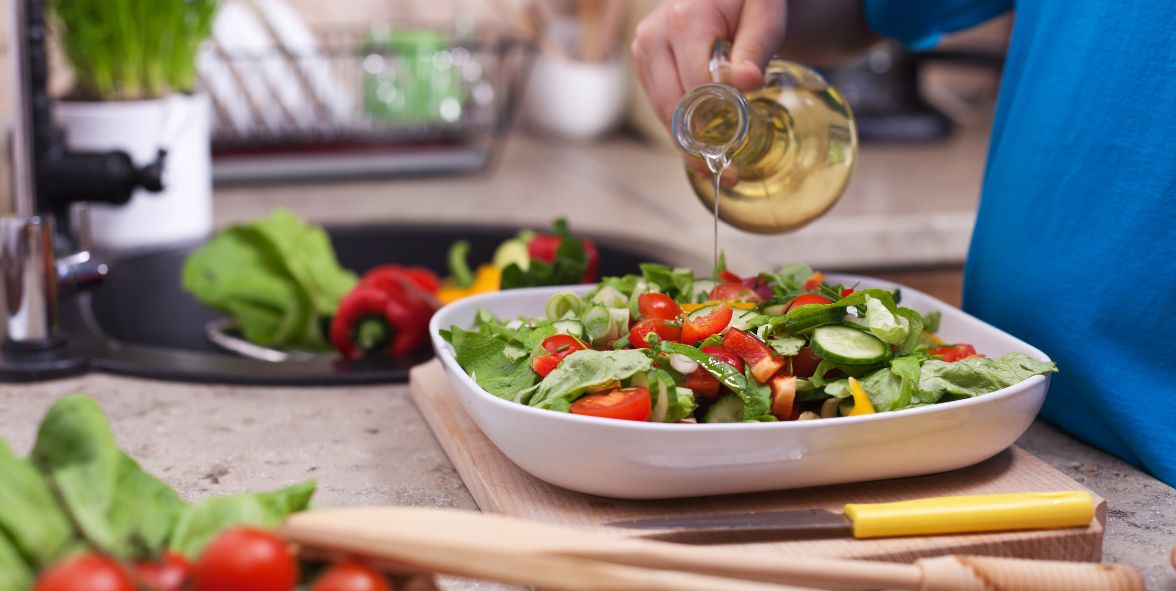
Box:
917, 353, 1058, 403
529, 350, 652, 412
169, 481, 315, 559
31, 395, 187, 560
0, 440, 75, 568
446, 327, 537, 401
0, 532, 32, 591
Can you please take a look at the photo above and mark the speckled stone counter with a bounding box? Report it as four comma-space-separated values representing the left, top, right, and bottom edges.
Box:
1, 374, 1172, 589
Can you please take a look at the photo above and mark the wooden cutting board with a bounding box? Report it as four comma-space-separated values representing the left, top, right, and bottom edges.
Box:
409, 360, 1105, 563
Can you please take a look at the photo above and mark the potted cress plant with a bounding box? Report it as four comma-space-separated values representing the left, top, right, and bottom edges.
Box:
49, 0, 219, 250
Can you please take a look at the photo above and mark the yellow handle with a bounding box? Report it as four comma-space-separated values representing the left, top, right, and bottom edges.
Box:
843, 491, 1095, 539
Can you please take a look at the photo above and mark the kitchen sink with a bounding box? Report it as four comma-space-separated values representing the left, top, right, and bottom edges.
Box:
4, 224, 666, 385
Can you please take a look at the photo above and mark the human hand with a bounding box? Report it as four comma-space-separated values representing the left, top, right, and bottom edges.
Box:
631, 0, 788, 129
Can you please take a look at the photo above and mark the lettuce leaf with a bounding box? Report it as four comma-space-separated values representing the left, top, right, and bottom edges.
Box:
447, 327, 537, 402
639, 263, 694, 300
863, 295, 910, 344
529, 350, 652, 411
0, 440, 76, 568
169, 481, 315, 559
917, 353, 1058, 402
31, 395, 187, 560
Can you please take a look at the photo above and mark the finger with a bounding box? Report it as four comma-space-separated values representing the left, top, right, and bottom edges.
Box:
666, 0, 735, 90
632, 8, 684, 128
729, 0, 787, 90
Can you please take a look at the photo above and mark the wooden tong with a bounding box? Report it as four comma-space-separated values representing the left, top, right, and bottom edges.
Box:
279, 507, 1143, 591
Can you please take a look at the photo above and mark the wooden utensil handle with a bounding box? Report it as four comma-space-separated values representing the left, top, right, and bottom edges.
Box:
917, 555, 1144, 591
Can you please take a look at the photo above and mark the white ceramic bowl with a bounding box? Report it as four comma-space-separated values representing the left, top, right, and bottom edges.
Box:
428, 274, 1051, 500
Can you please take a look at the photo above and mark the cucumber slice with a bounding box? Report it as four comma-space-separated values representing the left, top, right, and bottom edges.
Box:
552, 320, 586, 340
727, 309, 761, 331
810, 325, 889, 365
687, 304, 721, 321
778, 305, 845, 333
702, 394, 744, 423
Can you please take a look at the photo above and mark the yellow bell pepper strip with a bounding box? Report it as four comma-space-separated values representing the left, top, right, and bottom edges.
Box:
847, 377, 876, 416
681, 300, 757, 313
437, 264, 500, 304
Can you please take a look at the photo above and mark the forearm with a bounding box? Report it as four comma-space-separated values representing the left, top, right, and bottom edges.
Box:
777, 0, 880, 66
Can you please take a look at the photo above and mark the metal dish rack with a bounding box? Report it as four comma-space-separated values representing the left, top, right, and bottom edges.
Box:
200, 27, 533, 184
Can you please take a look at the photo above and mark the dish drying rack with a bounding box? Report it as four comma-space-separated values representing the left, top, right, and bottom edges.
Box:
199, 26, 533, 183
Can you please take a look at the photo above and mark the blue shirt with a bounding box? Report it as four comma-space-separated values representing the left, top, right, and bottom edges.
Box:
866, 0, 1176, 485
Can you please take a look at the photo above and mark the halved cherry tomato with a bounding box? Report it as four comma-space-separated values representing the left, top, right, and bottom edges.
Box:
629, 319, 682, 349
802, 271, 826, 291
930, 344, 983, 362
683, 368, 721, 398
681, 305, 733, 344
701, 345, 744, 373
719, 270, 743, 284
710, 283, 761, 303
531, 354, 561, 377
789, 347, 821, 379
36, 553, 135, 591
135, 551, 194, 591
637, 292, 682, 321
570, 387, 652, 421
541, 334, 586, 360
192, 528, 297, 591
722, 328, 784, 383
784, 293, 833, 313
311, 562, 394, 591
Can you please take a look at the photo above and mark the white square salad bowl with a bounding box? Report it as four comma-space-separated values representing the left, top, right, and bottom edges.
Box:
427, 274, 1052, 500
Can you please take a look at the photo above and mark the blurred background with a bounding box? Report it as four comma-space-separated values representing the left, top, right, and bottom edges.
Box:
0, 0, 1013, 301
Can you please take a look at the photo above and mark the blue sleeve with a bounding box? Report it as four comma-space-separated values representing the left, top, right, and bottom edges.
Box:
863, 0, 1013, 50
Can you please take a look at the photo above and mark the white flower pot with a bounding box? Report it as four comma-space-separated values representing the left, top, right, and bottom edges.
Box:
54, 94, 212, 251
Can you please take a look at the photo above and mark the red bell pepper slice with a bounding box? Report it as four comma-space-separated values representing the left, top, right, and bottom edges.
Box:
722, 328, 784, 383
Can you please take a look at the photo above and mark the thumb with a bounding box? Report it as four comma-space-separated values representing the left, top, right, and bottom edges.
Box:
729, 0, 787, 90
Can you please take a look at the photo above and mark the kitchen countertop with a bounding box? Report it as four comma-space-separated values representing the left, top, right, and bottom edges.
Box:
1, 374, 1173, 589
213, 124, 989, 271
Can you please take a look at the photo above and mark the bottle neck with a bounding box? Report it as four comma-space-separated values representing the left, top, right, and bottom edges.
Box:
672, 83, 784, 174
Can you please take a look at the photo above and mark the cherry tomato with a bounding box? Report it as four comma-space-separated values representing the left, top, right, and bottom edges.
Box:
701, 345, 744, 373
681, 305, 733, 344
541, 334, 586, 360
629, 319, 682, 349
930, 344, 983, 362
570, 387, 651, 421
192, 528, 297, 591
790, 347, 822, 379
709, 283, 761, 303
134, 551, 194, 591
719, 270, 743, 284
637, 293, 682, 321
802, 271, 826, 291
722, 328, 784, 383
311, 563, 394, 591
36, 553, 134, 591
784, 293, 833, 313
531, 354, 562, 377
683, 368, 721, 398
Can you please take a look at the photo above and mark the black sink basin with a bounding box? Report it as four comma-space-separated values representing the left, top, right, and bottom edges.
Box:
14, 224, 665, 385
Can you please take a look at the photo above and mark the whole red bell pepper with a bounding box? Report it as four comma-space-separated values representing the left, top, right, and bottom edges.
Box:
331, 270, 438, 359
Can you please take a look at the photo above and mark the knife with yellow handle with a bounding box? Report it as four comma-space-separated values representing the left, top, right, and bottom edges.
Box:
606, 491, 1095, 539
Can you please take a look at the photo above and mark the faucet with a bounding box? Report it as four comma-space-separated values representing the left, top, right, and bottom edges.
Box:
2, 0, 164, 350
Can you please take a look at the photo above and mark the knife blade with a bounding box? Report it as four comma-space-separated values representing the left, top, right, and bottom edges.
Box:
605, 491, 1095, 539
